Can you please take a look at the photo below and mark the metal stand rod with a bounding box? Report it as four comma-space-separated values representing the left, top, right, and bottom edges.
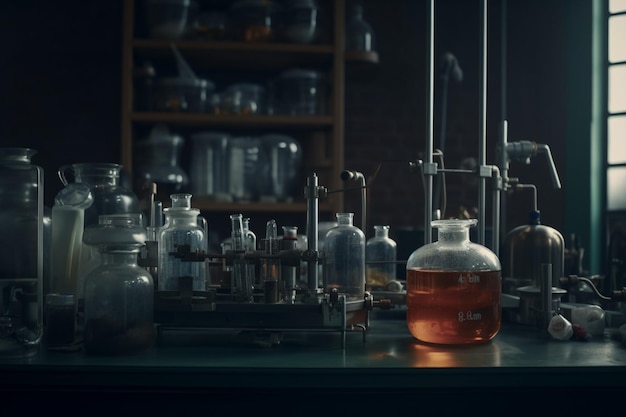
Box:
477, 0, 488, 246
305, 174, 320, 293
424, 0, 435, 245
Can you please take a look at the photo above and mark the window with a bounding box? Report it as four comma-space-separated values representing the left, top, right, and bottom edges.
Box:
606, 0, 626, 210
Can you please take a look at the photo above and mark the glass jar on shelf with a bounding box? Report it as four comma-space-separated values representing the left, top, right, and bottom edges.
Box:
135, 124, 189, 198
229, 0, 279, 42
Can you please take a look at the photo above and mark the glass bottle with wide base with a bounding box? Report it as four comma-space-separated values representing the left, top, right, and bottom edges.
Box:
405, 219, 501, 345
82, 214, 155, 355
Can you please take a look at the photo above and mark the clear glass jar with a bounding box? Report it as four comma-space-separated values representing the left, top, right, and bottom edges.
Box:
365, 225, 397, 290
157, 194, 207, 292
323, 213, 365, 301
279, 0, 319, 44
273, 69, 326, 115
0, 148, 44, 358
82, 214, 155, 355
190, 131, 231, 201
58, 163, 140, 228
227, 136, 264, 202
220, 83, 266, 115
134, 124, 189, 197
258, 133, 302, 202
229, 0, 279, 42
406, 219, 501, 345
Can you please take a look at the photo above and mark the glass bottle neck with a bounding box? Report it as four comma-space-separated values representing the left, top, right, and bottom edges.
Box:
164, 211, 199, 225
437, 228, 470, 243
336, 213, 354, 226
374, 227, 389, 238
99, 251, 139, 266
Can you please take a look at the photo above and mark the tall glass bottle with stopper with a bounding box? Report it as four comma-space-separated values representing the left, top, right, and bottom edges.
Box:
365, 225, 397, 291
406, 219, 501, 345
157, 194, 207, 292
324, 213, 365, 301
82, 214, 156, 355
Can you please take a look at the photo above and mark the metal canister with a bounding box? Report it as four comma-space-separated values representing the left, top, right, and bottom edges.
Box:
500, 210, 565, 294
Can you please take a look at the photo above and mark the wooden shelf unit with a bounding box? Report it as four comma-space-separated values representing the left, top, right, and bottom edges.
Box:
120, 0, 346, 216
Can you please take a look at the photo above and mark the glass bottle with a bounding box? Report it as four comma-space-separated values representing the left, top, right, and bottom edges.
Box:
229, 213, 252, 301
60, 163, 141, 311
345, 3, 376, 53
82, 214, 155, 355
366, 225, 397, 290
134, 124, 189, 198
0, 148, 44, 358
157, 194, 207, 292
324, 213, 365, 301
263, 219, 280, 303
406, 219, 501, 345
58, 162, 140, 228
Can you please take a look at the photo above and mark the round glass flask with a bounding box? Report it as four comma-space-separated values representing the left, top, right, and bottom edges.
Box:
82, 214, 156, 355
405, 219, 501, 345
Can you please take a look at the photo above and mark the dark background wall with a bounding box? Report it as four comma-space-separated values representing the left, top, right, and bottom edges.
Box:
0, 0, 574, 264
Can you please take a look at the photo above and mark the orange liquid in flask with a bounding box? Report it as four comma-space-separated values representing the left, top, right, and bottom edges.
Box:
406, 269, 501, 344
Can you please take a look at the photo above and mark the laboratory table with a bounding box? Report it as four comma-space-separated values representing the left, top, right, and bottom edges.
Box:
1, 307, 625, 414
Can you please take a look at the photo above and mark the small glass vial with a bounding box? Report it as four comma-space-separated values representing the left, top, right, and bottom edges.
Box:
324, 213, 366, 301
406, 219, 501, 345
365, 225, 397, 290
82, 214, 155, 355
157, 194, 207, 291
